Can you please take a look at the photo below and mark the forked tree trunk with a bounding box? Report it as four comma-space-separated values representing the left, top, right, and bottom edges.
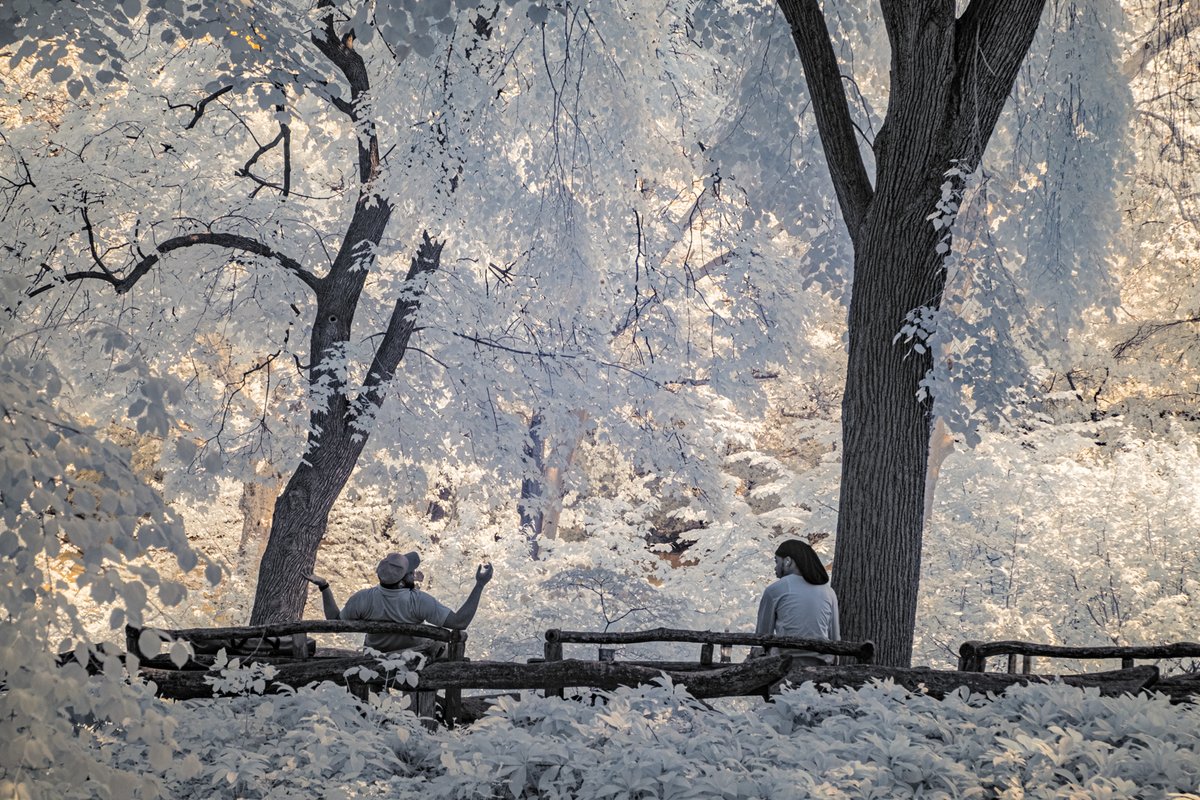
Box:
245, 7, 447, 624
779, 0, 1048, 666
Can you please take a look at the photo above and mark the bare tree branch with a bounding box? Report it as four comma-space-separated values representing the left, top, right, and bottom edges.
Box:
163, 85, 234, 129
28, 231, 317, 297
1123, 0, 1200, 78
1113, 315, 1200, 360
237, 122, 292, 198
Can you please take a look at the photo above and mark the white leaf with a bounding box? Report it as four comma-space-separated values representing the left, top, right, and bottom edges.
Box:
138, 628, 162, 658
169, 640, 190, 668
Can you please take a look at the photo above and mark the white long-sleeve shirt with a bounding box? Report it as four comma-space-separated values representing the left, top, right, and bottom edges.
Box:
755, 574, 840, 664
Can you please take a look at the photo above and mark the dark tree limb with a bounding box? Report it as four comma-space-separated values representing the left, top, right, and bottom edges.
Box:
29, 232, 317, 298
163, 85, 234, 129
78, 203, 117, 278
351, 233, 443, 424
776, 0, 875, 242
310, 4, 377, 184
951, 0, 1049, 165
237, 122, 292, 198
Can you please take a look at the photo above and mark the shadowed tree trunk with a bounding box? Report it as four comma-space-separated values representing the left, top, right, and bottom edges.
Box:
519, 410, 587, 559
778, 0, 1048, 665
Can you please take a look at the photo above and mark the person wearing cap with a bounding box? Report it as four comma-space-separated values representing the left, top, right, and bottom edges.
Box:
304, 551, 493, 657
750, 539, 839, 666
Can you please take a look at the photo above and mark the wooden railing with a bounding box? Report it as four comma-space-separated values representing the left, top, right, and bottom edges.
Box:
126, 621, 467, 723
542, 627, 872, 699
958, 640, 1200, 674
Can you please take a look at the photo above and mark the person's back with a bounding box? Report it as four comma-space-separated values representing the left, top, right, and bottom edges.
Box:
340, 584, 451, 652
755, 539, 840, 665
757, 574, 838, 663
305, 550, 493, 658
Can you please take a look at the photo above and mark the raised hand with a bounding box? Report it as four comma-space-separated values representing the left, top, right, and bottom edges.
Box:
303, 573, 329, 589
476, 563, 494, 585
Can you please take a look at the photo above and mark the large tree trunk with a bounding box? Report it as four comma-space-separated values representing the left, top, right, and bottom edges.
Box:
781, 0, 1048, 667
834, 202, 945, 668
250, 457, 357, 624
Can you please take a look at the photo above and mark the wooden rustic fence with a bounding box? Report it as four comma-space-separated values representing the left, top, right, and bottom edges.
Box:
113, 622, 1200, 726
126, 621, 467, 723
541, 626, 875, 698
958, 639, 1200, 674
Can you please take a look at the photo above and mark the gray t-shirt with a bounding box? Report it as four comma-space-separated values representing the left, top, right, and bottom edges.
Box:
340, 586, 452, 652
755, 574, 840, 664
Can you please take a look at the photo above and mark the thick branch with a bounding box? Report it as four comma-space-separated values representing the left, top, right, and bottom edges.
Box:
950, 0, 1048, 165
351, 233, 444, 421
310, 6, 378, 185
29, 232, 317, 298
776, 0, 874, 242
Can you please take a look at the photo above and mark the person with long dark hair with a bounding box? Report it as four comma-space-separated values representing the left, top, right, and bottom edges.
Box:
753, 538, 839, 665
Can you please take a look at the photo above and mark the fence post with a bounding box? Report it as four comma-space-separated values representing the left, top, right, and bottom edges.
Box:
442, 630, 467, 727
544, 629, 564, 699
700, 643, 713, 666
1006, 653, 1017, 674
857, 641, 874, 665
292, 632, 309, 660
958, 641, 984, 672
1121, 657, 1134, 669
125, 625, 141, 658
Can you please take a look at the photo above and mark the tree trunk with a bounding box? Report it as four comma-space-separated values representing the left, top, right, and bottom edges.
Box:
234, 475, 282, 586
519, 410, 586, 558
923, 417, 954, 526
832, 87, 953, 665
781, 0, 1048, 667
833, 232, 942, 668
249, 454, 358, 624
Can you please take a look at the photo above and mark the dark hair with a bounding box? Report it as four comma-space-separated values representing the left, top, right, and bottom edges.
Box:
775, 539, 829, 585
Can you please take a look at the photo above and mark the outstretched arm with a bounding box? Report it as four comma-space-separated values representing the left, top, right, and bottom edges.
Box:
304, 573, 342, 620
442, 564, 493, 630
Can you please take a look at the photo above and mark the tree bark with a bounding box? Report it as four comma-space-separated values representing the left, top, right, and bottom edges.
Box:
234, 476, 282, 586
778, 0, 1048, 666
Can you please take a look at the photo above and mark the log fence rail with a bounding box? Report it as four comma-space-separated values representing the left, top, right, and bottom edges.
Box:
958, 640, 1200, 674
